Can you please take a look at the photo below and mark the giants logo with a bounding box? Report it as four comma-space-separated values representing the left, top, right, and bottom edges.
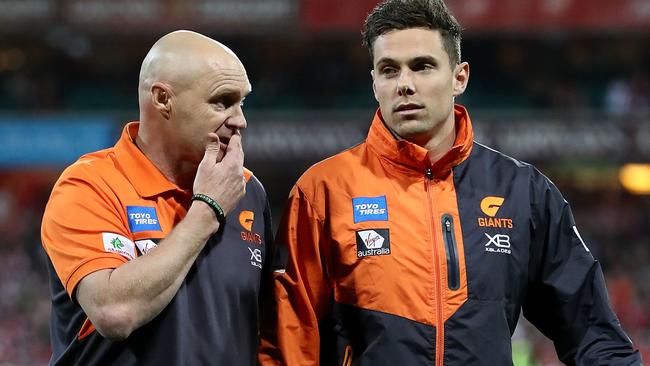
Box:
478, 196, 513, 229
239, 210, 262, 245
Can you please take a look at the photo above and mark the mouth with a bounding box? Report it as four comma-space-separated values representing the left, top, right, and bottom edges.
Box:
212, 131, 229, 148
219, 137, 230, 151
394, 103, 424, 115
214, 129, 241, 153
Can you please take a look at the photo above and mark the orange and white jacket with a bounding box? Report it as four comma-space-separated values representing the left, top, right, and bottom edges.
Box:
259, 105, 641, 365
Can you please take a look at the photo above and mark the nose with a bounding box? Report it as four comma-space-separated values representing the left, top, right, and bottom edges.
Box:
225, 104, 247, 131
397, 69, 415, 96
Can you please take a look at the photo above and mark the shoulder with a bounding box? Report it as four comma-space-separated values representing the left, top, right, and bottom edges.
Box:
464, 142, 545, 183
243, 167, 264, 192
469, 142, 565, 207
471, 142, 534, 171
243, 167, 269, 207
45, 147, 120, 213
57, 147, 118, 186
295, 142, 366, 190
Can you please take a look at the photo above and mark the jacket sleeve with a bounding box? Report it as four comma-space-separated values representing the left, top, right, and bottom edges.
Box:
523, 170, 642, 365
259, 184, 332, 366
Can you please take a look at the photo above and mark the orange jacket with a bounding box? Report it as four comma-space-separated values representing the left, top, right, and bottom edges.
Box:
259, 105, 640, 365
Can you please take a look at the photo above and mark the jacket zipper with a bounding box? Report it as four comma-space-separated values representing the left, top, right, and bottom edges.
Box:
341, 345, 353, 366
425, 168, 444, 366
441, 214, 460, 291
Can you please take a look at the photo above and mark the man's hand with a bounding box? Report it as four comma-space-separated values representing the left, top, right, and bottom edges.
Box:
76, 132, 248, 340
193, 132, 246, 219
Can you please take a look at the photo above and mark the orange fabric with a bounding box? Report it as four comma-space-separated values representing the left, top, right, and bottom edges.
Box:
259, 185, 329, 365
42, 122, 254, 338
244, 168, 253, 182
42, 122, 187, 299
66, 257, 129, 295
260, 105, 473, 365
77, 318, 95, 341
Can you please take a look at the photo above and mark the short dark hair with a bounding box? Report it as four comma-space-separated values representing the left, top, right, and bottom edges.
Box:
362, 0, 462, 66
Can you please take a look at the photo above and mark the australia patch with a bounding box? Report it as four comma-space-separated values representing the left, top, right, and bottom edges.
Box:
126, 206, 162, 233
356, 228, 391, 258
135, 238, 160, 255
352, 196, 388, 223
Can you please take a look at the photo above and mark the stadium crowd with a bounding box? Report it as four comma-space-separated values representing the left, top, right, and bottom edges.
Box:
0, 34, 648, 112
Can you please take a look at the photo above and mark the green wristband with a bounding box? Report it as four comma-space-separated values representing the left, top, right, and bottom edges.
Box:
191, 193, 226, 224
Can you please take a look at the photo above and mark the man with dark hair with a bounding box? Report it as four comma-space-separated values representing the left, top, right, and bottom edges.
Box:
362, 0, 462, 67
259, 0, 642, 365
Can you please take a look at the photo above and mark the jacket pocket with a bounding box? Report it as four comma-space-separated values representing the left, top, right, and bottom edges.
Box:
442, 214, 460, 290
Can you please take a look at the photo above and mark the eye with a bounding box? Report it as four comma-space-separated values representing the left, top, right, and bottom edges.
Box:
413, 62, 435, 72
211, 100, 226, 110
211, 95, 235, 110
380, 66, 398, 77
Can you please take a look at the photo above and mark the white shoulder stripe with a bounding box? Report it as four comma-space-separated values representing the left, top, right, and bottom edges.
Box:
572, 226, 590, 252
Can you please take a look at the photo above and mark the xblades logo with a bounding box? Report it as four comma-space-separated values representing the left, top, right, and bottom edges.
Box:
248, 247, 262, 269
484, 233, 512, 255
356, 229, 390, 258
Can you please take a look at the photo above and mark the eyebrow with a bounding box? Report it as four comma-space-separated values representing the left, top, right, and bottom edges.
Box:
410, 56, 438, 65
210, 87, 247, 99
375, 57, 397, 67
376, 55, 439, 67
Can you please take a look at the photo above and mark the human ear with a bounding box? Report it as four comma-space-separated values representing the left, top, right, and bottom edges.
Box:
452, 62, 469, 97
151, 83, 172, 119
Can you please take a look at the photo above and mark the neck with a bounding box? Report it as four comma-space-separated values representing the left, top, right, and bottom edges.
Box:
135, 124, 197, 191
424, 115, 456, 165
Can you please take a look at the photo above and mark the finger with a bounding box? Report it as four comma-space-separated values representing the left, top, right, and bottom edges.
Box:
225, 133, 241, 152
224, 133, 244, 165
201, 133, 221, 164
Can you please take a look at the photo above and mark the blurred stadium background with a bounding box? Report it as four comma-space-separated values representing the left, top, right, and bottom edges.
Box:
0, 0, 648, 364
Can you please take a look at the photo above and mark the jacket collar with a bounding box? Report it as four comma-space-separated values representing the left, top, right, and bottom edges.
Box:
114, 122, 183, 198
366, 104, 474, 177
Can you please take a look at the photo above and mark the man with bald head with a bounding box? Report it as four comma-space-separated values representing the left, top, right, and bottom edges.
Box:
41, 30, 272, 365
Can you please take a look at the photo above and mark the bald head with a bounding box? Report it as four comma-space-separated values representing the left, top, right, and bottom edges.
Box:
138, 30, 244, 105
